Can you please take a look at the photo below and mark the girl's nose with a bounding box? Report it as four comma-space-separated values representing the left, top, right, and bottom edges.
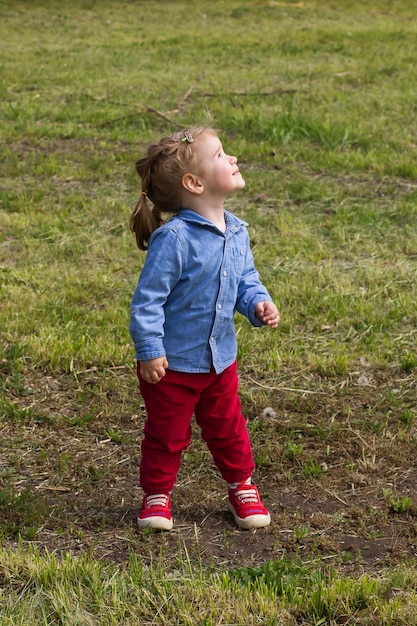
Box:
230, 155, 237, 164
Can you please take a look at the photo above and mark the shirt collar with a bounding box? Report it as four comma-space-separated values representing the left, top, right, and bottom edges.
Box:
176, 209, 248, 231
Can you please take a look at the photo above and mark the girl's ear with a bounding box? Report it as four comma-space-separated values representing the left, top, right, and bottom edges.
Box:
182, 173, 204, 195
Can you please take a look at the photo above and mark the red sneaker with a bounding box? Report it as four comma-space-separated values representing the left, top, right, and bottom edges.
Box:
228, 484, 271, 529
137, 493, 173, 530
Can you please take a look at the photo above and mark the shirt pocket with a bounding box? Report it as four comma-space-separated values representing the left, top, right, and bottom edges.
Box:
231, 245, 247, 275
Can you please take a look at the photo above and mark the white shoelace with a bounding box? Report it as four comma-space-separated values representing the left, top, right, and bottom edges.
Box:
145, 494, 168, 508
234, 486, 259, 504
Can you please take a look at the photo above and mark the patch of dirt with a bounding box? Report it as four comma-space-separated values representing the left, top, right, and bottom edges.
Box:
1, 364, 416, 575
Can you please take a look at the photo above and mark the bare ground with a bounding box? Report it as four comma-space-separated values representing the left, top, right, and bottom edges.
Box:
1, 363, 416, 575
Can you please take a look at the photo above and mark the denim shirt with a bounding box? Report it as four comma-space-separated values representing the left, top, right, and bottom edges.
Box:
129, 209, 273, 374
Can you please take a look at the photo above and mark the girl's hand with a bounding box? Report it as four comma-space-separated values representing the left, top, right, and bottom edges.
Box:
140, 357, 169, 384
255, 301, 280, 328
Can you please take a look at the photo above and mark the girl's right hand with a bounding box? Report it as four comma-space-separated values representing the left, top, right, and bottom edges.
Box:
140, 357, 169, 384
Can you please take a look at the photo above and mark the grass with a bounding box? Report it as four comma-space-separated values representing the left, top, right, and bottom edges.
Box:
1, 544, 417, 625
1, 0, 417, 623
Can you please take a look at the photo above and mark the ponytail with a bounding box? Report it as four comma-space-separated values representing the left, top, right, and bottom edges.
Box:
129, 192, 163, 251
129, 151, 164, 250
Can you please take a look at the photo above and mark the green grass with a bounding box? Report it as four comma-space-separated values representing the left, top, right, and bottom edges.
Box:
1, 0, 417, 623
1, 544, 417, 625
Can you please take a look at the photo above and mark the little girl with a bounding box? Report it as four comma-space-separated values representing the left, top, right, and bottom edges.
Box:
129, 126, 279, 530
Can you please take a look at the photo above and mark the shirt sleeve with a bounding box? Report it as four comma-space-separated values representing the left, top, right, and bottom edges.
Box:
235, 239, 273, 327
129, 228, 183, 361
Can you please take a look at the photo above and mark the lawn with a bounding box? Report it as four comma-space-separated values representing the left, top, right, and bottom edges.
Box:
1, 1, 417, 624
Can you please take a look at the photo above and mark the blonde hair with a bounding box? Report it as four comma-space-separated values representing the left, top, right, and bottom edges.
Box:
130, 126, 216, 250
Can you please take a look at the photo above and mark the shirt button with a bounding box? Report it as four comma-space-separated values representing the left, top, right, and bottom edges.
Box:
218, 303, 222, 309
240, 249, 244, 255
223, 270, 227, 276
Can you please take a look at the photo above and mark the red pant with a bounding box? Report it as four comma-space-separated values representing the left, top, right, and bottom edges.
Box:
137, 361, 255, 494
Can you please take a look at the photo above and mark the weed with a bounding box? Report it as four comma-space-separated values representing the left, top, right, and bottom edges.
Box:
390, 497, 412, 515
0, 485, 50, 540
0, 398, 36, 421
383, 488, 412, 514
398, 410, 415, 428
87, 466, 107, 482
400, 351, 417, 372
284, 442, 303, 460
294, 526, 310, 542
104, 428, 125, 444
303, 459, 324, 479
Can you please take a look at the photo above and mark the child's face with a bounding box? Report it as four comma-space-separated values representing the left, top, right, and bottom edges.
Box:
193, 132, 245, 197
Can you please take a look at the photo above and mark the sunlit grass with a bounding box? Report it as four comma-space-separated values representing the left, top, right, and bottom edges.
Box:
1, 544, 417, 625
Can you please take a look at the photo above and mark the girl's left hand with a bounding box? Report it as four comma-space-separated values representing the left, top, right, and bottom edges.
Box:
255, 301, 280, 328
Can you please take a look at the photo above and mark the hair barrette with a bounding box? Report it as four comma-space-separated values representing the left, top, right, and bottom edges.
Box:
140, 191, 147, 196
181, 130, 194, 143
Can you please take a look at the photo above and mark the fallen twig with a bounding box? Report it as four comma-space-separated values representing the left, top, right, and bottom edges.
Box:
98, 106, 184, 128
98, 70, 207, 128
196, 87, 302, 98
177, 70, 206, 108
98, 77, 298, 127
